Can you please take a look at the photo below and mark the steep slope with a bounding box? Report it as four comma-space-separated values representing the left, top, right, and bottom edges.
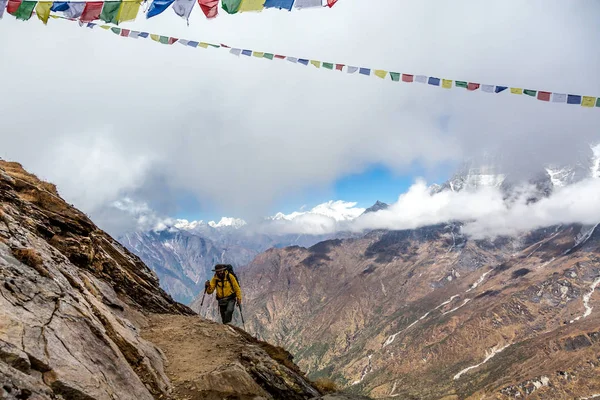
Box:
0, 161, 326, 400
233, 224, 600, 399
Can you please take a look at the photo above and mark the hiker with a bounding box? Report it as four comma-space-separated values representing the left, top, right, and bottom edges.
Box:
205, 264, 242, 324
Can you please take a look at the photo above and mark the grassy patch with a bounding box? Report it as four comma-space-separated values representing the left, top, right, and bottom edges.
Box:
313, 378, 338, 394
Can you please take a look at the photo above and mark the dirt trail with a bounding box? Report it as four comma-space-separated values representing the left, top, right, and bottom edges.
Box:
142, 314, 320, 400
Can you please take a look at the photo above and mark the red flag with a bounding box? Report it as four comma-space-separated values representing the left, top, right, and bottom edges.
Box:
402, 74, 414, 82
335, 64, 344, 71
121, 29, 130, 37
327, 0, 338, 7
274, 54, 286, 59
169, 37, 179, 45
80, 2, 103, 22
220, 43, 231, 48
6, 0, 22, 15
198, 0, 218, 18
467, 83, 480, 91
537, 91, 551, 101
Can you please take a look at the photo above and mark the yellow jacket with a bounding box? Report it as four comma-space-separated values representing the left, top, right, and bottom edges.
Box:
207, 271, 242, 302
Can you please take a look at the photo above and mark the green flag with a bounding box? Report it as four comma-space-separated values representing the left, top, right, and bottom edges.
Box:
390, 72, 400, 82
596, 97, 600, 107
159, 36, 169, 44
263, 53, 274, 60
524, 89, 537, 97
101, 1, 122, 24
323, 62, 334, 70
14, 1, 36, 21
455, 81, 468, 88
222, 0, 242, 13
111, 27, 121, 34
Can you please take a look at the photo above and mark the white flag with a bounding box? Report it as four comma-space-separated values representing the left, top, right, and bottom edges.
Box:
481, 84, 494, 93
552, 93, 567, 103
178, 39, 189, 46
230, 48, 242, 56
347, 66, 358, 74
173, 0, 195, 21
287, 57, 298, 63
415, 75, 427, 83
295, 0, 322, 9
129, 31, 140, 39
0, 0, 7, 19
64, 2, 85, 18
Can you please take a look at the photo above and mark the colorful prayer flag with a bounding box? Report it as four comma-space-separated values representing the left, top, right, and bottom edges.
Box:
239, 0, 264, 12
253, 51, 264, 57
50, 1, 69, 11
390, 72, 400, 82
567, 94, 582, 105
581, 96, 596, 108
323, 62, 333, 70
0, 0, 7, 18
442, 79, 452, 89
294, 0, 321, 8
359, 68, 370, 76
510, 88, 523, 95
159, 35, 170, 44
199, 0, 218, 18
120, 29, 130, 36
415, 75, 427, 84
264, 0, 293, 10
117, 0, 141, 23
13, 0, 35, 20
428, 77, 440, 86
467, 83, 480, 91
274, 54, 286, 59
327, 0, 337, 6
187, 40, 199, 46
99, 24, 110, 29
298, 59, 309, 65
222, 0, 242, 13
111, 27, 121, 34
347, 66, 358, 74
65, 2, 85, 17
552, 93, 566, 103
169, 37, 178, 44
147, 0, 174, 18
455, 81, 468, 88
335, 64, 344, 71
286, 56, 298, 63
198, 42, 209, 48
242, 49, 252, 56
138, 32, 149, 38
481, 84, 494, 93
374, 70, 387, 79
35, 1, 53, 24
173, 0, 195, 20
537, 91, 551, 101
597, 98, 600, 108
100, 1, 121, 23
524, 89, 536, 97
6, 0, 22, 16
230, 48, 241, 56
495, 86, 508, 93
402, 74, 413, 83
263, 53, 274, 60
150, 34, 160, 41
310, 60, 321, 68
178, 39, 189, 45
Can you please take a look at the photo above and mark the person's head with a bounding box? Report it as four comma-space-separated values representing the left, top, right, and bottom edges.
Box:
213, 264, 228, 279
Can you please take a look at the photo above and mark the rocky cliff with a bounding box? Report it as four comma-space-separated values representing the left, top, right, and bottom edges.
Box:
0, 161, 330, 400
233, 223, 600, 399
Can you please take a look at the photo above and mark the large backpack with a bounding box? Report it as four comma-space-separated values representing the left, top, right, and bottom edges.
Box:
222, 264, 240, 287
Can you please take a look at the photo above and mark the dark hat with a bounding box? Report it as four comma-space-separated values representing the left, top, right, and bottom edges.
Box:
212, 264, 229, 271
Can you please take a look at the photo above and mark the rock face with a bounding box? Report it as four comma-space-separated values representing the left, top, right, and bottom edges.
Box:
233, 223, 600, 399
0, 161, 324, 400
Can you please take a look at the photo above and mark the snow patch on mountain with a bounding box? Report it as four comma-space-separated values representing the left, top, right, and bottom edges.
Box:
271, 201, 365, 222
208, 217, 247, 229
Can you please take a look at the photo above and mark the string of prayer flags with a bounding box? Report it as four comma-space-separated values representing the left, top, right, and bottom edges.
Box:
10, 11, 599, 111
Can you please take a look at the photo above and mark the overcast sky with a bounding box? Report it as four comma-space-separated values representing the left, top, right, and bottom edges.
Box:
1, 0, 599, 235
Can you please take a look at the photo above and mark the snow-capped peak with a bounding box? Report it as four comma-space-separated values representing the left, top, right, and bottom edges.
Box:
208, 217, 247, 229
591, 144, 600, 178
173, 219, 205, 230
270, 200, 366, 222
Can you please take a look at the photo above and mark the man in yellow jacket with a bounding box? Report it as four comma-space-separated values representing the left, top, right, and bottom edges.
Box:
205, 264, 242, 324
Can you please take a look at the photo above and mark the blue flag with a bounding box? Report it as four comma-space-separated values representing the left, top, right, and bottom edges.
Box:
264, 0, 294, 10
51, 2, 69, 11
147, 0, 176, 18
298, 59, 309, 65
242, 49, 252, 56
567, 94, 582, 105
359, 68, 371, 76
428, 77, 440, 86
495, 86, 508, 93
187, 41, 199, 47
139, 32, 149, 38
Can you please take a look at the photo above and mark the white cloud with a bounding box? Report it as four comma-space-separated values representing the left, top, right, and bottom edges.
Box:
1, 0, 598, 228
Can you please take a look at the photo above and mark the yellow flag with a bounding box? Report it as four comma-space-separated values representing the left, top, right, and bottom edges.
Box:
310, 60, 321, 68
239, 0, 265, 12
151, 34, 160, 42
582, 96, 596, 108
253, 51, 264, 58
374, 70, 387, 79
49, 14, 59, 19
117, 0, 141, 23
35, 2, 52, 24
442, 79, 452, 89
100, 25, 111, 30
510, 88, 523, 95
198, 42, 209, 48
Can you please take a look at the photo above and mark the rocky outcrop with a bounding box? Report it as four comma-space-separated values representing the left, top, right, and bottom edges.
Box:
0, 161, 325, 400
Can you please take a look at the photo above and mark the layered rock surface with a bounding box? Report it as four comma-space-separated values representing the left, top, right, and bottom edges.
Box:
233, 224, 600, 399
0, 161, 328, 400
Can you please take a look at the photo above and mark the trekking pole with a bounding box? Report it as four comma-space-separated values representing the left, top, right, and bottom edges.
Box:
199, 287, 207, 317
238, 302, 246, 330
